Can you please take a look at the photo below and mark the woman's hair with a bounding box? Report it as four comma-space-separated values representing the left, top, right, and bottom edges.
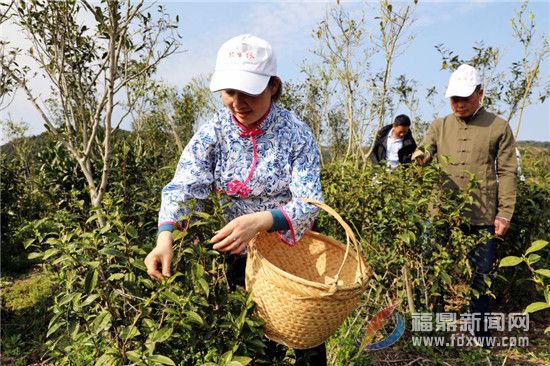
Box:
269, 76, 283, 102
393, 114, 411, 127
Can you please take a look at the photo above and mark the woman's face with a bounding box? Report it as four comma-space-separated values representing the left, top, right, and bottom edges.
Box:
221, 80, 279, 127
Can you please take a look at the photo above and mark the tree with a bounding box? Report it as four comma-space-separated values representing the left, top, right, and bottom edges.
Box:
131, 76, 216, 158
0, 117, 32, 180
1, 0, 181, 225
507, 0, 549, 139
308, 5, 369, 164
307, 1, 416, 166
364, 0, 417, 162
435, 0, 548, 140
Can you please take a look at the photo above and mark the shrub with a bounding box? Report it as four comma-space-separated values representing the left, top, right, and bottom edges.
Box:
320, 161, 485, 315
25, 194, 269, 366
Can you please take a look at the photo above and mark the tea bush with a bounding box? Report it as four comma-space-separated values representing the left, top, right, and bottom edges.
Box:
3, 137, 549, 364
319, 161, 486, 314
24, 194, 269, 366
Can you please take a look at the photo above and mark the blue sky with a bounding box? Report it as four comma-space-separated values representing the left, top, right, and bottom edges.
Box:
2, 0, 549, 144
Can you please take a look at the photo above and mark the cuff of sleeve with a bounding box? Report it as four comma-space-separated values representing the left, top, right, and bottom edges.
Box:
157, 220, 188, 235
157, 224, 175, 234
495, 216, 511, 222
268, 209, 290, 232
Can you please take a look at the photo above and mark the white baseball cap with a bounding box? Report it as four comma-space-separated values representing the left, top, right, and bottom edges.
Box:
209, 34, 277, 96
445, 64, 482, 98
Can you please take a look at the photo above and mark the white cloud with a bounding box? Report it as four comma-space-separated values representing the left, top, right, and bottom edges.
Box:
246, 2, 329, 47
153, 2, 330, 89
415, 1, 489, 28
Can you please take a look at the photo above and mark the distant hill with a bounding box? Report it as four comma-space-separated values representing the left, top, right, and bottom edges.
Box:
0, 131, 51, 159
1, 128, 131, 159
517, 140, 550, 148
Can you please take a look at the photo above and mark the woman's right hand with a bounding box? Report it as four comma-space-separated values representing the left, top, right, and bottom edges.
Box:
144, 231, 174, 280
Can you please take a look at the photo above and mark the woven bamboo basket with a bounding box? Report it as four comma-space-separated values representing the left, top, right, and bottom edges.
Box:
245, 198, 371, 349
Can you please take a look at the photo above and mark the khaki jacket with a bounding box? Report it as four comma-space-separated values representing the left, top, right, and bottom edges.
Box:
421, 107, 517, 225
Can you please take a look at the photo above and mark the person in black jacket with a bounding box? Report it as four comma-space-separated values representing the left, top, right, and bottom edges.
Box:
370, 114, 417, 170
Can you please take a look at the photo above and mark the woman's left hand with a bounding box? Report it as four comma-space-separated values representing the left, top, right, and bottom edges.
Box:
210, 211, 273, 254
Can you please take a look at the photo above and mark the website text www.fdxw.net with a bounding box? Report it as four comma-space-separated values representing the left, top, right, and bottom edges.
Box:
412, 334, 529, 348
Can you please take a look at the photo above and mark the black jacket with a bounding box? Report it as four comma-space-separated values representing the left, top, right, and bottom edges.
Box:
370, 124, 417, 165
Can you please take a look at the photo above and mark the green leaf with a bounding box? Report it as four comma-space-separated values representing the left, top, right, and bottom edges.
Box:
46, 320, 64, 338
95, 353, 118, 366
43, 248, 60, 260
86, 214, 102, 224
120, 325, 141, 341
161, 290, 182, 304
28, 252, 43, 260
99, 222, 112, 234
52, 255, 73, 266
194, 263, 205, 277
499, 256, 523, 267
100, 248, 126, 258
396, 232, 411, 245
525, 240, 548, 255
534, 269, 550, 278
545, 325, 550, 334
186, 311, 204, 326
85, 269, 99, 293
483, 275, 492, 288
198, 278, 209, 296
233, 356, 252, 365
221, 351, 233, 364
166, 272, 183, 285
92, 310, 112, 334
108, 273, 125, 281
524, 302, 550, 314
24, 238, 36, 249
148, 355, 176, 365
58, 293, 78, 307
126, 351, 142, 363
172, 230, 184, 241
527, 253, 541, 265
130, 258, 147, 272
69, 321, 80, 339
150, 327, 173, 343
127, 225, 138, 238
440, 271, 451, 285
81, 294, 100, 307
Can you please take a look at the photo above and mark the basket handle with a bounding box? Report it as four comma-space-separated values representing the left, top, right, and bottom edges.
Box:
301, 198, 367, 282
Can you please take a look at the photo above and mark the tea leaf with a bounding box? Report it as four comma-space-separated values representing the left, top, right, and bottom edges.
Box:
525, 240, 549, 255
148, 355, 176, 365
499, 256, 523, 267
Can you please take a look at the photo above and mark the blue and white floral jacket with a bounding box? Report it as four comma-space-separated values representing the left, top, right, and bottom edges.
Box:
158, 103, 323, 245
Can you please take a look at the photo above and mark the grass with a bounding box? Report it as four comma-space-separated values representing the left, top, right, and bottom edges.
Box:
1, 268, 54, 365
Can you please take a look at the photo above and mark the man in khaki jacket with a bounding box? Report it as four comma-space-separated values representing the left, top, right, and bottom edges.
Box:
413, 64, 517, 340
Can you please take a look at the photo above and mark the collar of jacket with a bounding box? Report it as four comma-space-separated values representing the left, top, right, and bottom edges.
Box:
376, 124, 393, 145
224, 104, 277, 198
231, 103, 275, 137
456, 106, 485, 124
378, 124, 414, 146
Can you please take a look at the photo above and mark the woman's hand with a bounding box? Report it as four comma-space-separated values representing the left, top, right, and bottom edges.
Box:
210, 211, 273, 255
144, 231, 174, 280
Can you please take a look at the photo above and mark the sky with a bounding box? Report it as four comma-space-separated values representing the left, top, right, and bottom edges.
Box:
1, 0, 549, 144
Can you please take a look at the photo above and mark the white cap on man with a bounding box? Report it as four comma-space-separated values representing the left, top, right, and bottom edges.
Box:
210, 34, 277, 96
445, 64, 482, 98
